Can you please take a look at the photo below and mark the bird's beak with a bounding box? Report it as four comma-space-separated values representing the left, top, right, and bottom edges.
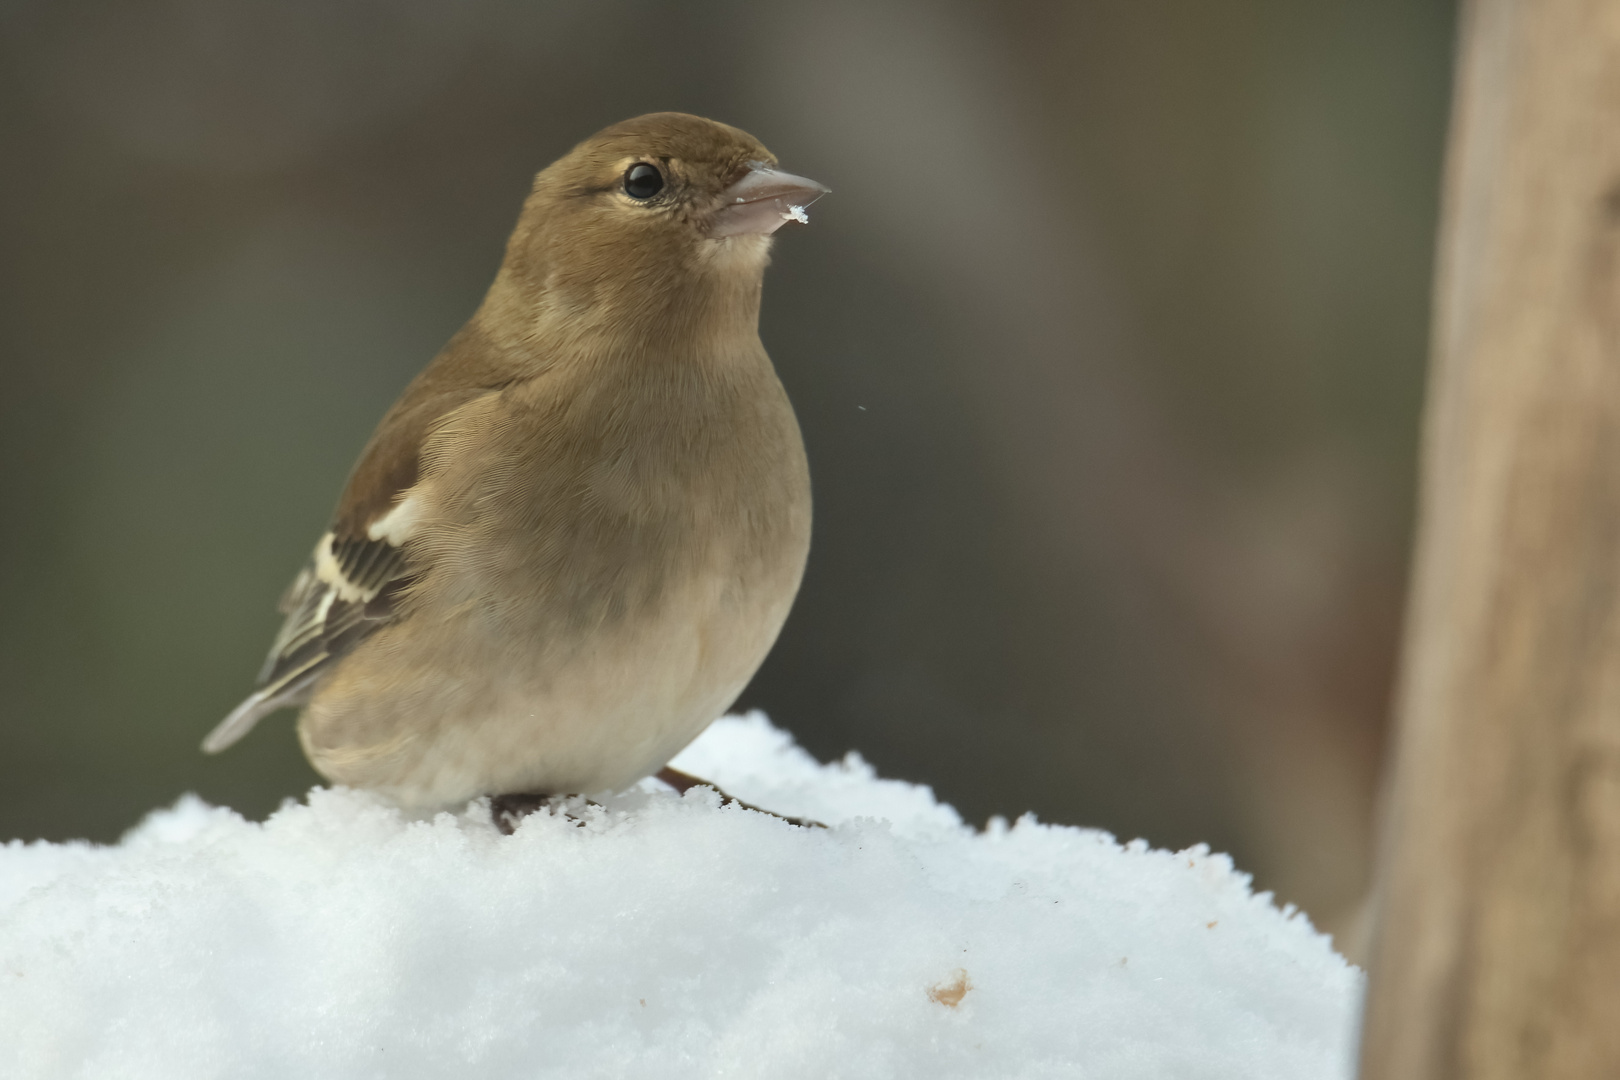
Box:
708, 164, 830, 238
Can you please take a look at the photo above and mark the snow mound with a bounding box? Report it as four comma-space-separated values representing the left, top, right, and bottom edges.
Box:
1, 713, 1361, 1079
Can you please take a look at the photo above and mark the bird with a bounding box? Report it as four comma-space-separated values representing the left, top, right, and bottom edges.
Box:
202, 112, 826, 831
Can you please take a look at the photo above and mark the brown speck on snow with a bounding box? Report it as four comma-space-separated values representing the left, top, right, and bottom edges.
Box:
927, 969, 972, 1008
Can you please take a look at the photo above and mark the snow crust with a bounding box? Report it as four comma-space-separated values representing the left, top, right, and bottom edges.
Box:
1, 713, 1362, 1079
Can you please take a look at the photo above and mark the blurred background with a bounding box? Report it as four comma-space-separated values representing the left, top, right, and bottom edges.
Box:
0, 0, 1454, 955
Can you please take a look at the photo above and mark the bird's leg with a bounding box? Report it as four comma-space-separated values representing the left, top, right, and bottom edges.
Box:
490, 793, 551, 835
655, 766, 825, 828
653, 767, 707, 796
493, 771, 827, 835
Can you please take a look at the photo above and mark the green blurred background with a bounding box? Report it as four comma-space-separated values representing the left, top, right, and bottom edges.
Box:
0, 0, 1454, 953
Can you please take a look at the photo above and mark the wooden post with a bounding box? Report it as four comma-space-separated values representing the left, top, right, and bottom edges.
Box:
1360, 1, 1620, 1077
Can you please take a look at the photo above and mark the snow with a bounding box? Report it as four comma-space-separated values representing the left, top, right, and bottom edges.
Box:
783, 203, 810, 224
0, 713, 1362, 1079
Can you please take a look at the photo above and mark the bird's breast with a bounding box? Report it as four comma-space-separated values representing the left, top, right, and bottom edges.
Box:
401, 359, 810, 673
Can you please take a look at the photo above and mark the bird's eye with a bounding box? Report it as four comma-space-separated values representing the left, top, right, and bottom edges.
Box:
623, 163, 664, 200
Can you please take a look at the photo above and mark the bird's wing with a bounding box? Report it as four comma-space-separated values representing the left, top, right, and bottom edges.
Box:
200, 369, 502, 753
200, 528, 414, 754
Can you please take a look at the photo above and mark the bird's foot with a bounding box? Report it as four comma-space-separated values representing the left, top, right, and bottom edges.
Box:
490, 792, 599, 834
655, 766, 826, 828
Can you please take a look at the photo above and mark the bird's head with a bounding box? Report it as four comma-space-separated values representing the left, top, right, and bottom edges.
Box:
486, 112, 828, 346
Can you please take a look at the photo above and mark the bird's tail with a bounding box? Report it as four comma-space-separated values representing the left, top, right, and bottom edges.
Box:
201, 678, 313, 754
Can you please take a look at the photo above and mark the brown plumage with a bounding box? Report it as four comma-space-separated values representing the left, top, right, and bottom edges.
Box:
203, 113, 826, 813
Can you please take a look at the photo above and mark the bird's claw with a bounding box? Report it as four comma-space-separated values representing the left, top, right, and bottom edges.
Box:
490, 792, 598, 834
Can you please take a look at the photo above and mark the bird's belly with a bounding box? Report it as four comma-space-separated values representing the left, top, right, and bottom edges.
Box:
296, 562, 797, 812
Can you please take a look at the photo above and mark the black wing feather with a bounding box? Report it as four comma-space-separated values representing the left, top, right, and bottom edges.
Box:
202, 532, 411, 753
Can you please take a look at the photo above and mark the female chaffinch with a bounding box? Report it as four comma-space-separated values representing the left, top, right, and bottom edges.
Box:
203, 113, 826, 829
